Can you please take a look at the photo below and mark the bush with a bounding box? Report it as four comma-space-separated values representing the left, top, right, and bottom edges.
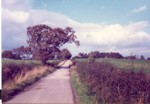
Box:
76, 61, 150, 104
2, 59, 41, 83
2, 59, 57, 101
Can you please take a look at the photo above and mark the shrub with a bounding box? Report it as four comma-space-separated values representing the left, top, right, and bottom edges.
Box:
2, 60, 41, 83
88, 52, 95, 63
76, 61, 150, 104
2, 59, 56, 101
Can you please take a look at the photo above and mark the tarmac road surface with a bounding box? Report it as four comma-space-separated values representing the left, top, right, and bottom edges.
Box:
5, 60, 74, 104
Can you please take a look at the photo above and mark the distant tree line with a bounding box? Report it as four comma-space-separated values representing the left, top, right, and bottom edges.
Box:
73, 51, 150, 60
2, 49, 150, 61
2, 47, 72, 60
2, 50, 21, 60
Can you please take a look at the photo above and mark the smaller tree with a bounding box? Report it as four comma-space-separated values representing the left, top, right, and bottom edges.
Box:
13, 54, 21, 59
2, 50, 14, 59
93, 51, 100, 58
60, 49, 72, 60
88, 52, 95, 63
147, 57, 150, 60
12, 46, 32, 60
140, 55, 145, 60
2, 50, 21, 59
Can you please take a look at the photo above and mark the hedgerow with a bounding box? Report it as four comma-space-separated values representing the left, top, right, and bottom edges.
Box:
2, 59, 59, 101
2, 60, 41, 83
76, 61, 150, 104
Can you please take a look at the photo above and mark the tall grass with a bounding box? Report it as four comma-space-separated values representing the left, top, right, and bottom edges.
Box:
70, 66, 96, 104
2, 59, 41, 83
2, 59, 57, 101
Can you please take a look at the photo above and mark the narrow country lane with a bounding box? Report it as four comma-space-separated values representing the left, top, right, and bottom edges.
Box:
4, 60, 74, 104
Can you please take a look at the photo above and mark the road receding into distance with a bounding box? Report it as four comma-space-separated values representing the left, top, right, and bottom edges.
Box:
5, 60, 74, 104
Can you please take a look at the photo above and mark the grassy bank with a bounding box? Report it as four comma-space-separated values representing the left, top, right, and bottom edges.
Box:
2, 59, 57, 101
70, 66, 97, 104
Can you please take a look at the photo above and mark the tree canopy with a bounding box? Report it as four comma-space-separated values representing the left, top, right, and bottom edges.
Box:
12, 46, 32, 59
60, 48, 72, 60
27, 24, 79, 64
2, 50, 21, 59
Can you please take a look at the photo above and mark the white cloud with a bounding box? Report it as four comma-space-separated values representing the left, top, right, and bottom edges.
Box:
28, 10, 75, 27
2, 0, 150, 57
2, 8, 30, 23
2, 0, 33, 10
132, 5, 147, 13
2, 0, 20, 5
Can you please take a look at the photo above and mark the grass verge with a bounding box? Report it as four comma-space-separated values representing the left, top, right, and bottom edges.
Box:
70, 66, 98, 104
2, 65, 55, 102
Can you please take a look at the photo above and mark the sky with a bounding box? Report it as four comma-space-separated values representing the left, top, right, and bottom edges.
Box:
2, 0, 150, 57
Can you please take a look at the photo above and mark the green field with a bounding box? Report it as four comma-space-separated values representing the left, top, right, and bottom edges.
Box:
75, 58, 150, 73
2, 59, 60, 68
2, 59, 41, 69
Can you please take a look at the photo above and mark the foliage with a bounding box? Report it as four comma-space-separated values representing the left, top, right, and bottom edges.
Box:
2, 66, 55, 101
2, 59, 60, 83
147, 57, 150, 60
2, 59, 41, 83
75, 51, 149, 60
59, 48, 72, 60
76, 61, 150, 104
140, 55, 145, 60
2, 50, 21, 60
2, 59, 57, 101
27, 25, 79, 64
70, 66, 96, 104
76, 51, 124, 59
12, 46, 32, 59
88, 52, 95, 63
